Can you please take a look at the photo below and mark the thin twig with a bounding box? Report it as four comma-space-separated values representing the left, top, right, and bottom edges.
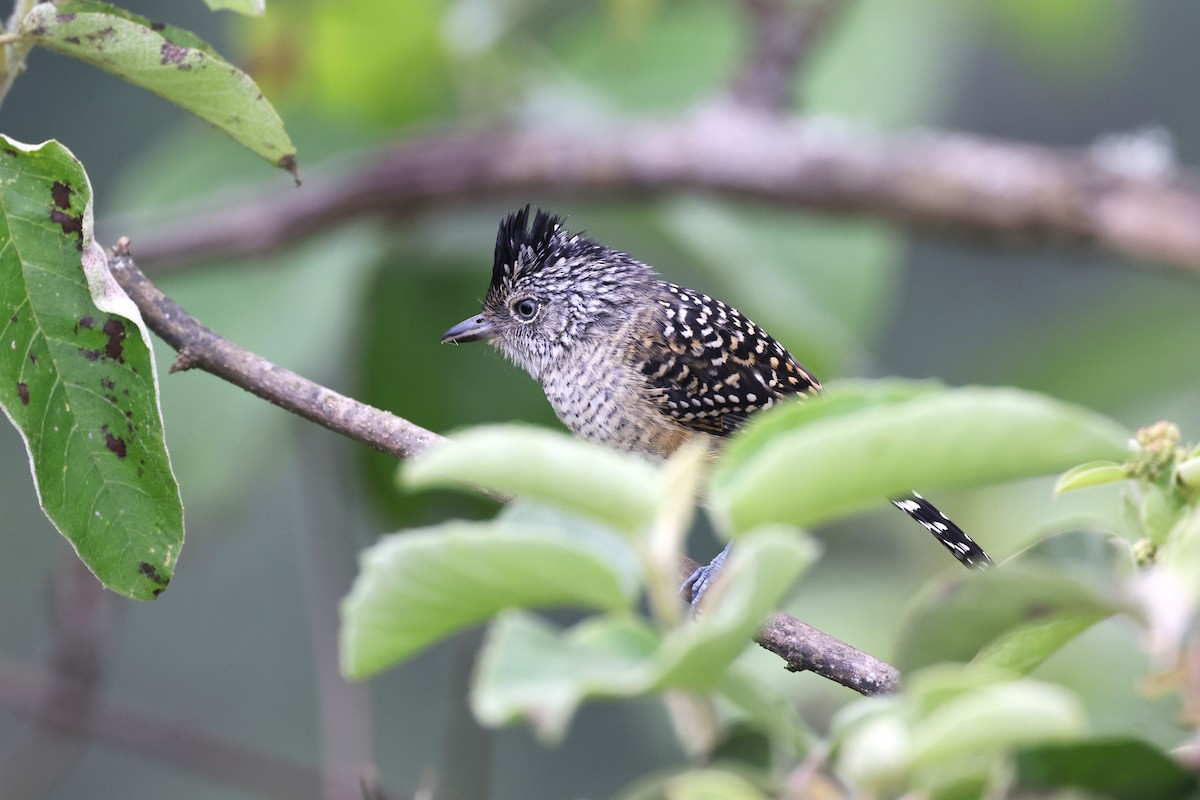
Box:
678, 556, 899, 695
126, 114, 1200, 278
108, 238, 440, 461
0, 0, 37, 108
106, 239, 900, 696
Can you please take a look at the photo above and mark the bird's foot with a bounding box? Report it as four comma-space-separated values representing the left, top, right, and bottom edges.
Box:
681, 542, 731, 615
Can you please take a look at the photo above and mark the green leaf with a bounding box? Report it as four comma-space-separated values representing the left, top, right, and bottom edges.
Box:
1178, 456, 1200, 490
203, 0, 264, 15
0, 136, 183, 599
618, 768, 769, 800
1141, 485, 1185, 547
907, 680, 1086, 780
469, 527, 816, 740
1016, 738, 1198, 800
896, 566, 1125, 674
655, 527, 819, 690
21, 2, 296, 176
472, 611, 660, 742
713, 667, 814, 763
1054, 460, 1129, 494
339, 516, 640, 679
403, 425, 664, 534
836, 666, 1087, 796
711, 382, 1130, 534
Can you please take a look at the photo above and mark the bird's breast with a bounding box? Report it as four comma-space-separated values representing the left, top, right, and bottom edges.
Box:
540, 346, 693, 460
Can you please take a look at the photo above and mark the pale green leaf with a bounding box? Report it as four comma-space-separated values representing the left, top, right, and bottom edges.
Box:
469, 527, 817, 739
21, 2, 295, 175
834, 714, 911, 792
1176, 456, 1200, 490
472, 611, 659, 742
655, 527, 819, 690
896, 566, 1125, 674
713, 667, 814, 758
0, 136, 183, 599
339, 517, 639, 679
203, 0, 264, 15
973, 615, 1104, 674
1141, 486, 1184, 547
711, 382, 1130, 534
618, 768, 769, 800
403, 425, 663, 534
836, 666, 1087, 796
908, 681, 1086, 775
1055, 460, 1129, 495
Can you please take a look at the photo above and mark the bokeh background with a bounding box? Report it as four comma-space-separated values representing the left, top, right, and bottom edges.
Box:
2, 0, 1199, 797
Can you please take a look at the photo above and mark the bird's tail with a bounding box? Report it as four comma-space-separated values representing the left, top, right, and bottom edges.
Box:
890, 491, 993, 568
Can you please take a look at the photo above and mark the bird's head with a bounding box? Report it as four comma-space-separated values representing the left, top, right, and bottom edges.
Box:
442, 206, 655, 379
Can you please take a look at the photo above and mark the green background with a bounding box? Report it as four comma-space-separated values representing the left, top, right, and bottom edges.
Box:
1, 0, 1198, 797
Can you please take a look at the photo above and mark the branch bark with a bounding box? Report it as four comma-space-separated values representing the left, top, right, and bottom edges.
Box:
128, 113, 1200, 278
679, 556, 898, 694
107, 238, 899, 697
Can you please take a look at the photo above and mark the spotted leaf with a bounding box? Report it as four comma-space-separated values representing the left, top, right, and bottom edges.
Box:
0, 136, 183, 599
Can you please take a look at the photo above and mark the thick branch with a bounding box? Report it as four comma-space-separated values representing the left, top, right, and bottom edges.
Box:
129, 114, 1200, 277
108, 240, 898, 696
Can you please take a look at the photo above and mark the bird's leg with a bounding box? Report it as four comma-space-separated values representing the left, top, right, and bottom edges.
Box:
682, 541, 732, 613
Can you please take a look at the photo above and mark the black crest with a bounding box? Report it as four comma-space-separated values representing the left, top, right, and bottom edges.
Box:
491, 206, 569, 292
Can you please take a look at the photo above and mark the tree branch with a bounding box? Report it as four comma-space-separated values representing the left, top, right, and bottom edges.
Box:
679, 556, 898, 695
127, 113, 1200, 277
108, 239, 438, 461
107, 238, 899, 696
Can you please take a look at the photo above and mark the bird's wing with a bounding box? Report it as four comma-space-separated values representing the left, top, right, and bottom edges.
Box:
634, 284, 820, 436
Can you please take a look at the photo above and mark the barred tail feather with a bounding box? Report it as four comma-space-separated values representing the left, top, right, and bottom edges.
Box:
890, 491, 993, 568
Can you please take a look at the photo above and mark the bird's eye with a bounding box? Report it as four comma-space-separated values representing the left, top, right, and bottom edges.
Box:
514, 298, 539, 320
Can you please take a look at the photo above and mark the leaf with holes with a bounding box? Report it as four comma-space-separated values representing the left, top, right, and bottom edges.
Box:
21, 1, 295, 176
0, 136, 183, 599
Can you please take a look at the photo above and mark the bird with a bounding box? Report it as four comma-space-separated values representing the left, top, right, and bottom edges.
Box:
442, 206, 992, 602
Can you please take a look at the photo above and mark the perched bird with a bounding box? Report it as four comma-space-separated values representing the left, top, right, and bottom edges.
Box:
442, 207, 992, 599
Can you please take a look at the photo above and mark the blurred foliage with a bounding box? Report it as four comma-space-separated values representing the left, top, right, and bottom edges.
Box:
979, 0, 1137, 78
338, 390, 1200, 796
1, 0, 1199, 797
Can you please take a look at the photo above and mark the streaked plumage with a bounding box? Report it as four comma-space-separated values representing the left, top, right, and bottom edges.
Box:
442, 206, 992, 569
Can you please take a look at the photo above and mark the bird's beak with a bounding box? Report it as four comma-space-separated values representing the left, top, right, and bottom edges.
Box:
441, 314, 495, 344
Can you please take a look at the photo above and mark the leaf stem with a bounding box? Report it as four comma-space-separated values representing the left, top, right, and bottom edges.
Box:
0, 0, 37, 109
